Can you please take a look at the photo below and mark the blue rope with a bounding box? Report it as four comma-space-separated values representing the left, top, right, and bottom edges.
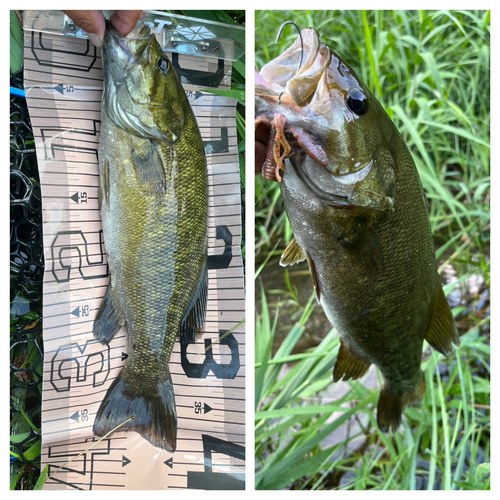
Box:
10, 87, 26, 98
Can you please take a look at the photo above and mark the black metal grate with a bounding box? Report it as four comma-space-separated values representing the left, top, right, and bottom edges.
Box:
10, 68, 44, 489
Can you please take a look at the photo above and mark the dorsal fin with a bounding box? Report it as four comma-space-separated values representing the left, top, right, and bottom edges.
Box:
425, 283, 460, 356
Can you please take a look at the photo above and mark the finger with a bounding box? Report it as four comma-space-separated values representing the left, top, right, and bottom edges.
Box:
255, 122, 270, 146
63, 10, 105, 47
111, 10, 144, 37
255, 141, 268, 175
255, 121, 271, 175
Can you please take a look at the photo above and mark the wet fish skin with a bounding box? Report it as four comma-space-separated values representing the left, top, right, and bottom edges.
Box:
257, 28, 459, 431
93, 21, 208, 451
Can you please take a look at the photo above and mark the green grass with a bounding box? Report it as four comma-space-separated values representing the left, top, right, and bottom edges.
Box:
255, 10, 490, 490
10, 11, 23, 74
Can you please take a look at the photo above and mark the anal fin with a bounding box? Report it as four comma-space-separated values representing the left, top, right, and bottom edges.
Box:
425, 283, 460, 356
333, 339, 370, 382
94, 282, 124, 344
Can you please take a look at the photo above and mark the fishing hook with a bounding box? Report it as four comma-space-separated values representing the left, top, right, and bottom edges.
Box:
275, 21, 304, 106
276, 21, 304, 71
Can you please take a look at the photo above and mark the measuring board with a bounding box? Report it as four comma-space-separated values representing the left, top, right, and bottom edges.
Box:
23, 15, 245, 490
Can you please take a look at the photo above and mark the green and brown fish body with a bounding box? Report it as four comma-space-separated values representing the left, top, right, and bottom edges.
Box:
256, 28, 459, 430
93, 22, 207, 451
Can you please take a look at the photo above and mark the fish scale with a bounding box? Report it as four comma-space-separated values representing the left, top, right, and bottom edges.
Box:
92, 21, 207, 452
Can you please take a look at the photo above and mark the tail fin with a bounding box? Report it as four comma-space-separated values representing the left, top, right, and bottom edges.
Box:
377, 376, 426, 432
93, 367, 177, 452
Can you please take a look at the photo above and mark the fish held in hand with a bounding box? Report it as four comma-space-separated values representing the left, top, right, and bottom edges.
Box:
256, 27, 459, 431
93, 21, 208, 451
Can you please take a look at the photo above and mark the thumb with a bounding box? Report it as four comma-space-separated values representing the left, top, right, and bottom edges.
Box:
110, 10, 144, 37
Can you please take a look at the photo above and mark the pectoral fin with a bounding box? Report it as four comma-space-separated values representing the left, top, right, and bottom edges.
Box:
306, 253, 321, 302
280, 238, 306, 267
131, 140, 166, 196
94, 282, 125, 344
339, 221, 384, 275
280, 240, 322, 302
333, 339, 370, 382
425, 284, 460, 356
179, 261, 208, 343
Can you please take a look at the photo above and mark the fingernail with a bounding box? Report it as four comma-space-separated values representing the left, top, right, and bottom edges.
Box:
88, 32, 103, 48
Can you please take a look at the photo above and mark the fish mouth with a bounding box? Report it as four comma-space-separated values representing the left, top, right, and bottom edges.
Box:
104, 20, 151, 73
291, 158, 356, 208
290, 155, 376, 210
105, 20, 150, 50
328, 159, 374, 184
103, 21, 183, 143
104, 22, 163, 109
258, 28, 329, 107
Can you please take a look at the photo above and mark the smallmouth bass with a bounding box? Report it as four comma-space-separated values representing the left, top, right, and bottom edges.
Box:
256, 28, 459, 431
93, 21, 208, 451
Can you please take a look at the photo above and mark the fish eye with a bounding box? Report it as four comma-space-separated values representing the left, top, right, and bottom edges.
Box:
157, 57, 170, 73
347, 89, 368, 116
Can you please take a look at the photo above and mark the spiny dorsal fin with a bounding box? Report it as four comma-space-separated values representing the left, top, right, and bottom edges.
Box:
425, 283, 460, 356
333, 339, 370, 382
280, 238, 306, 267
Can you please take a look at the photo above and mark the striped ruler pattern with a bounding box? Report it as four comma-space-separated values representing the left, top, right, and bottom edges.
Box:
24, 22, 245, 490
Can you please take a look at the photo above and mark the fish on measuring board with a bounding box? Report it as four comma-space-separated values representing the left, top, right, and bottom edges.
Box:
256, 26, 460, 431
92, 21, 208, 452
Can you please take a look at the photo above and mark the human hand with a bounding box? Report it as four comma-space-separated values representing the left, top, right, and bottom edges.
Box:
62, 10, 144, 47
255, 122, 270, 175
255, 68, 272, 174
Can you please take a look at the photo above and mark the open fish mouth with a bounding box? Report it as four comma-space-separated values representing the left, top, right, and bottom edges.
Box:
291, 154, 376, 208
292, 154, 393, 211
291, 157, 355, 208
328, 159, 374, 185
258, 26, 328, 107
